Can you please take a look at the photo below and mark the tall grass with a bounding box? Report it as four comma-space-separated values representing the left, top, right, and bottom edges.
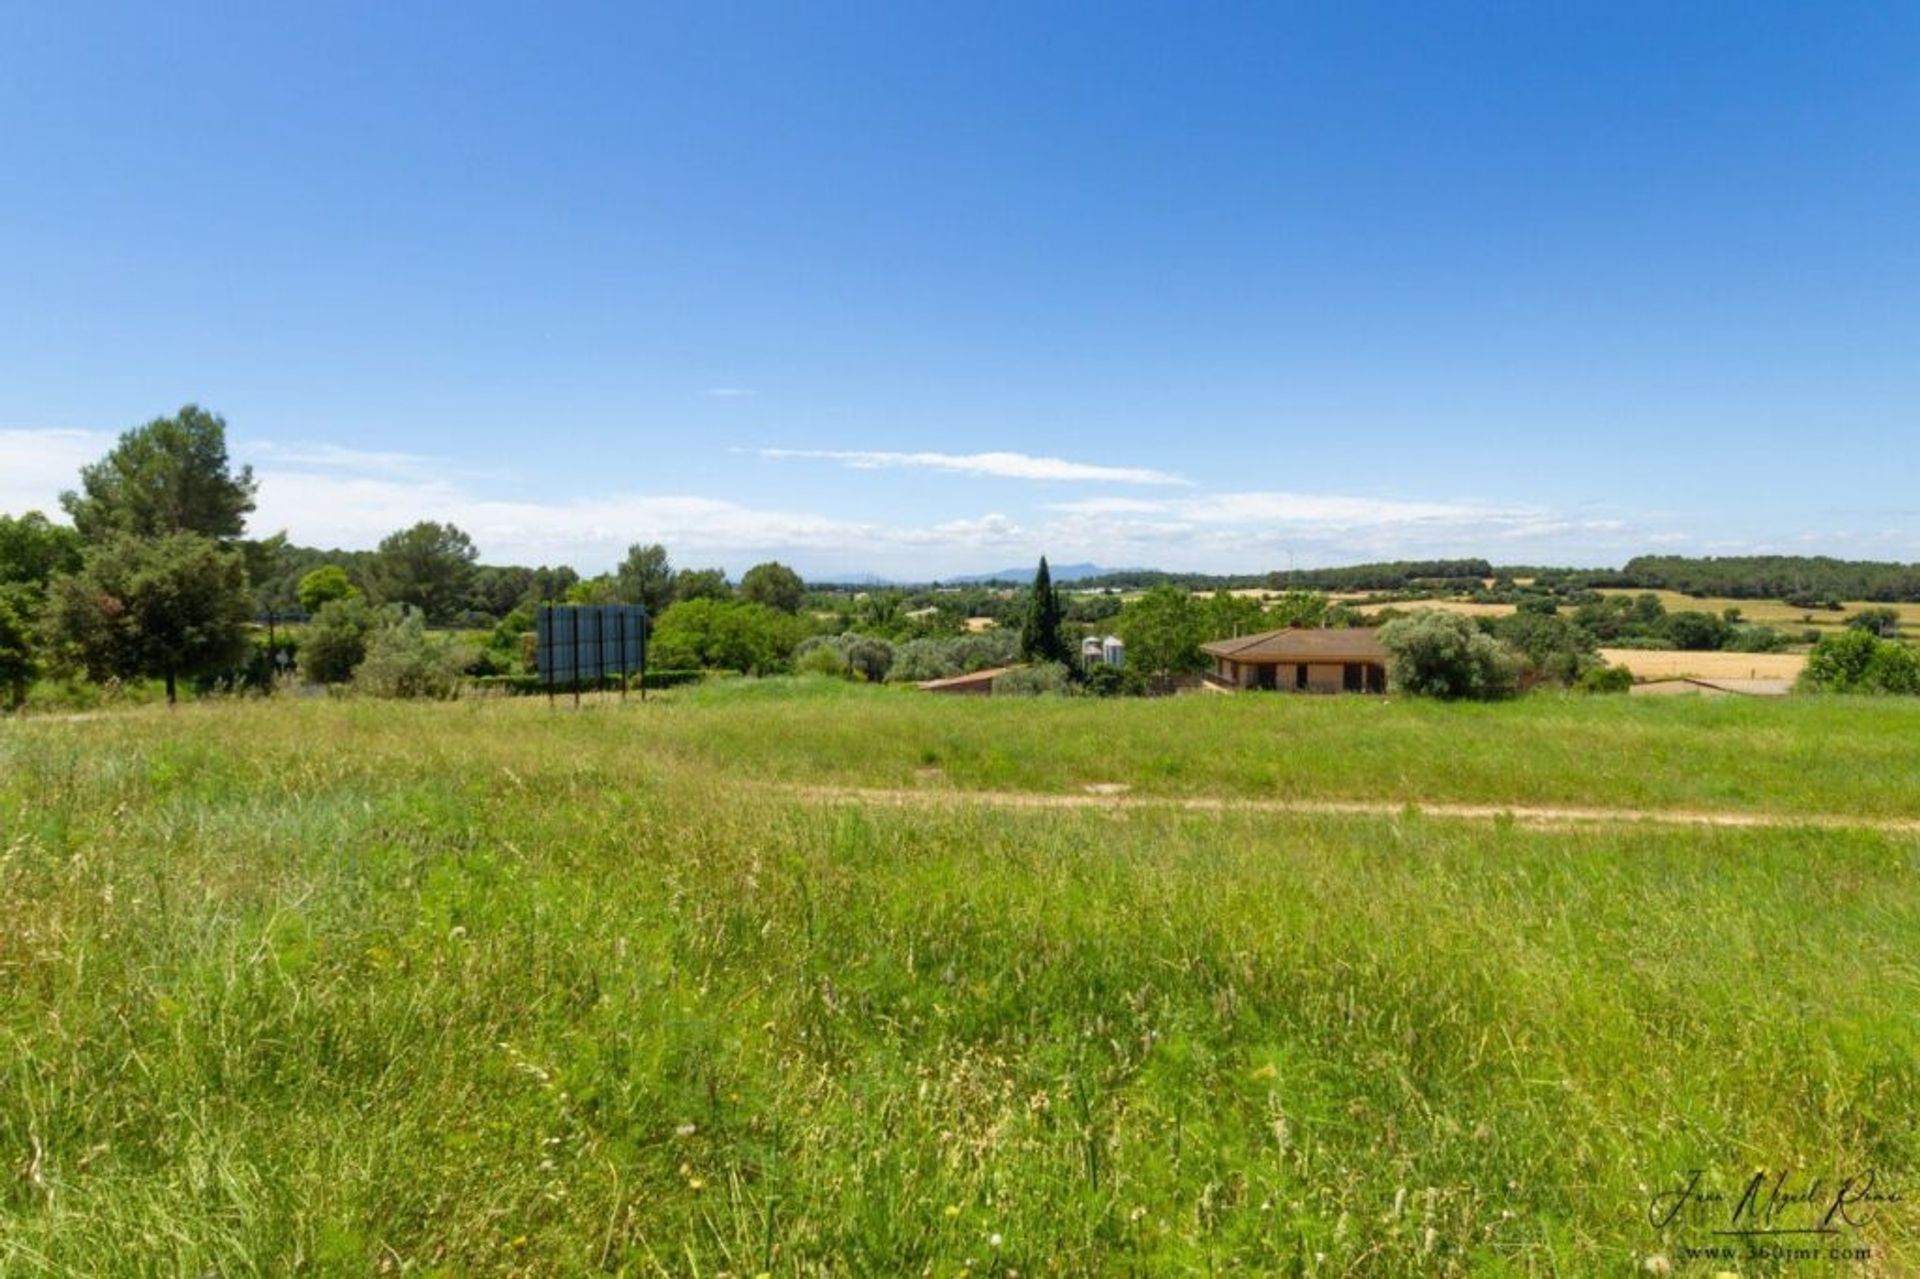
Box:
2, 689, 1916, 1273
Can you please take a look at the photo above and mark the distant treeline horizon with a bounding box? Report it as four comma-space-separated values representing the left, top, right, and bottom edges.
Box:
220, 534, 1920, 611
808, 555, 1920, 603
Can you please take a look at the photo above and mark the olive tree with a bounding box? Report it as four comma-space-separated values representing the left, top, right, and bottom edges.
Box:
1378, 611, 1518, 700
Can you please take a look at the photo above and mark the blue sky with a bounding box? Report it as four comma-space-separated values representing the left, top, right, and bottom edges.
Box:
3, 3, 1916, 578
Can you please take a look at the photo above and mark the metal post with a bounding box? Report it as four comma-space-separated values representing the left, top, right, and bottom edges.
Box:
542, 604, 554, 709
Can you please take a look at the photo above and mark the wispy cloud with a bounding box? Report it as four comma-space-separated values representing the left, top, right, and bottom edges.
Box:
705, 387, 756, 398
760, 448, 1191, 486
244, 440, 445, 482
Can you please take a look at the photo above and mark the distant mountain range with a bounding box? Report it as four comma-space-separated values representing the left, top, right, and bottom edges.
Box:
943, 562, 1133, 584
808, 563, 1140, 588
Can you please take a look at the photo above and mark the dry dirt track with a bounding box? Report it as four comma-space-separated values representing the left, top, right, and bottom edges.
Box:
784, 784, 1920, 835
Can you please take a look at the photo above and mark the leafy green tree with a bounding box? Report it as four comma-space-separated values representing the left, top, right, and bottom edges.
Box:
673, 568, 732, 603
1018, 558, 1071, 665
0, 591, 37, 709
366, 522, 477, 622
565, 575, 619, 605
43, 533, 253, 703
1802, 627, 1879, 690
526, 565, 580, 604
62, 405, 257, 541
1266, 590, 1328, 628
1799, 628, 1919, 694
297, 565, 359, 614
1490, 611, 1600, 686
0, 511, 83, 593
1115, 584, 1207, 682
469, 565, 535, 618
740, 561, 806, 613
1379, 611, 1518, 700
1201, 589, 1267, 641
648, 599, 805, 673
300, 597, 377, 684
1660, 610, 1730, 651
615, 543, 675, 614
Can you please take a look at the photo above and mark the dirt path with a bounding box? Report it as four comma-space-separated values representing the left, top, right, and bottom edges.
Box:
783, 784, 1920, 835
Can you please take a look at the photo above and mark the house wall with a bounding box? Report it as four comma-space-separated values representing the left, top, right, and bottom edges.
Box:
1305, 663, 1343, 692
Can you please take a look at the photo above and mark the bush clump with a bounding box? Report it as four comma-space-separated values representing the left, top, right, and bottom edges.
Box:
991, 662, 1075, 697
1379, 611, 1518, 700
301, 597, 377, 684
1798, 629, 1920, 695
1576, 663, 1635, 694
352, 611, 466, 699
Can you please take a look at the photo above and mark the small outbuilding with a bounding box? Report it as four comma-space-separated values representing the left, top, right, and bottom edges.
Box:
1201, 626, 1388, 693
916, 665, 1020, 696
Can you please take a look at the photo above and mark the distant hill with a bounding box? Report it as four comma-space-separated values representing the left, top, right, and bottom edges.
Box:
944, 562, 1133, 584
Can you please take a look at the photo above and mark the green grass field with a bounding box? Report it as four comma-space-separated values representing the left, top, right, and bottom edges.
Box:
3, 682, 1917, 1274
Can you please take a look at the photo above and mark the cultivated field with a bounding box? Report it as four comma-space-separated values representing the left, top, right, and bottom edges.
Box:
3, 684, 1917, 1274
1595, 588, 1920, 630
1599, 647, 1809, 681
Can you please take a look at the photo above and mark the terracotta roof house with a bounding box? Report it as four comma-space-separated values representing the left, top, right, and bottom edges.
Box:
1201, 626, 1389, 693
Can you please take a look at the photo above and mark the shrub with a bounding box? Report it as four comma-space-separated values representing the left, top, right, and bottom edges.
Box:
1379, 611, 1518, 700
1660, 610, 1730, 651
1798, 629, 1919, 695
301, 598, 376, 684
1489, 611, 1599, 686
887, 631, 1017, 683
1722, 624, 1789, 653
1576, 663, 1634, 694
795, 644, 851, 678
991, 662, 1075, 696
889, 638, 959, 683
0, 590, 36, 710
353, 611, 465, 699
794, 633, 895, 682
650, 598, 806, 674
1846, 607, 1902, 638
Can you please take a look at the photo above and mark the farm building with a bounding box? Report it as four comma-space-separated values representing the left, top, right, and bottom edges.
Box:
1202, 626, 1388, 693
916, 665, 1020, 696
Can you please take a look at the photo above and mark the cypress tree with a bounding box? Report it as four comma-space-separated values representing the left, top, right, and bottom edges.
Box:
1019, 556, 1070, 665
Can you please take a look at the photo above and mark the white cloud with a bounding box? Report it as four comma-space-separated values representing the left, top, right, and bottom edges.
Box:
11, 426, 1891, 576
0, 427, 115, 519
705, 387, 756, 398
759, 448, 1191, 486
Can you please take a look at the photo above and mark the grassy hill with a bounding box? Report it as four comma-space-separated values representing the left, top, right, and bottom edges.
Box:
3, 683, 1915, 1273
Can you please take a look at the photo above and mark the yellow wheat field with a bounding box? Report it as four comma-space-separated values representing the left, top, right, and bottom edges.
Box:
1598, 647, 1808, 681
